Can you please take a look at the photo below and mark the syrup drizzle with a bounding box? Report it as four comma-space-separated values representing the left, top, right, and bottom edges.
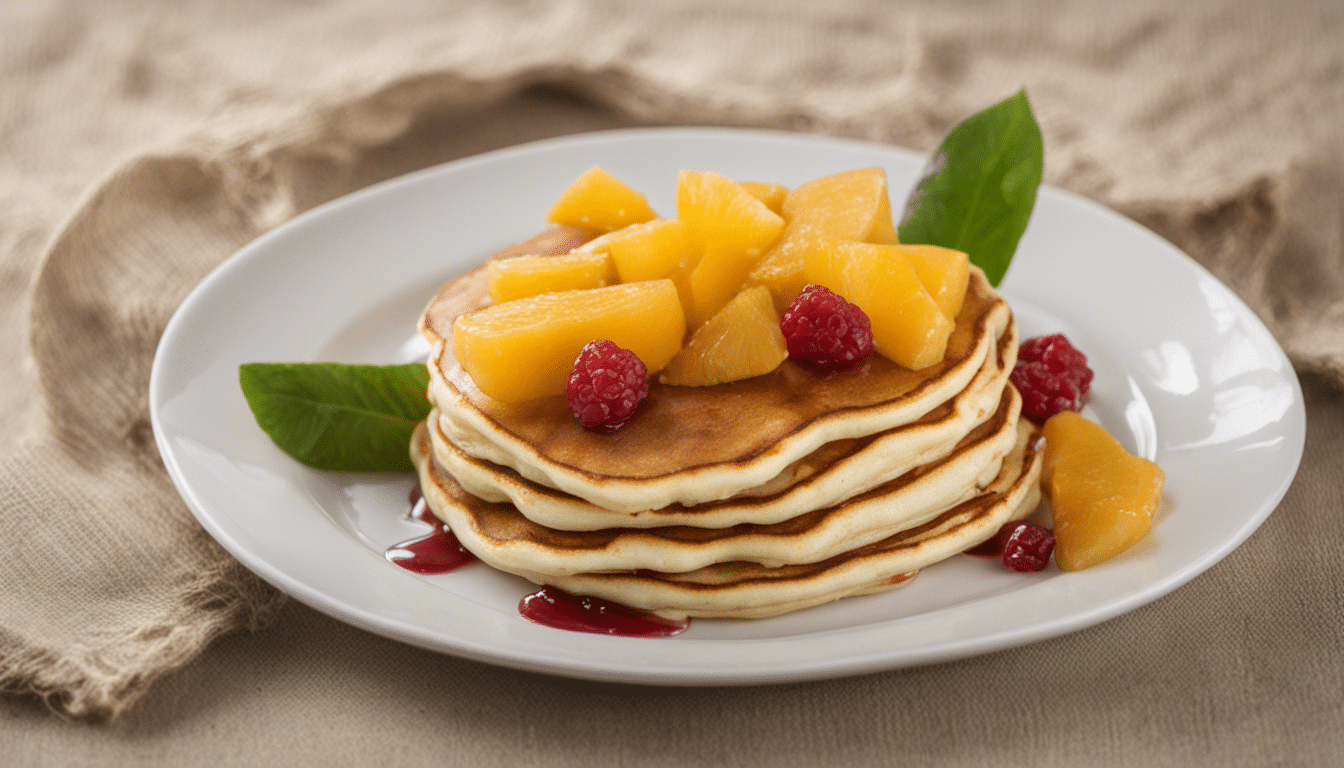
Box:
385, 487, 475, 574
392, 487, 687, 635
519, 585, 689, 637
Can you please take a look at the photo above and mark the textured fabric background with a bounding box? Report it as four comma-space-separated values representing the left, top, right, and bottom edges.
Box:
1, 0, 1341, 764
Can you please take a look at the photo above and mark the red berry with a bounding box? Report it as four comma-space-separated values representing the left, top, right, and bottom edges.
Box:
998, 520, 1055, 572
779, 284, 872, 371
566, 340, 649, 432
1010, 333, 1093, 423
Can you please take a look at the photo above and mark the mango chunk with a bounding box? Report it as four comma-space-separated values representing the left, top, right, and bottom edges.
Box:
453, 280, 685, 403
546, 166, 658, 232
901, 244, 970, 320
738, 181, 789, 214
1041, 411, 1165, 571
749, 168, 899, 312
660, 286, 788, 387
802, 239, 953, 370
487, 251, 616, 304
576, 219, 688, 284
676, 171, 785, 324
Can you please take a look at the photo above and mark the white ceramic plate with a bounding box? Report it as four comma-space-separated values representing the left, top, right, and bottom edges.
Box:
151, 128, 1304, 684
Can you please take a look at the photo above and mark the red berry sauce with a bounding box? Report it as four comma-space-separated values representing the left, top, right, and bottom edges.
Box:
391, 489, 687, 635
963, 535, 1004, 558
385, 487, 475, 574
519, 585, 689, 637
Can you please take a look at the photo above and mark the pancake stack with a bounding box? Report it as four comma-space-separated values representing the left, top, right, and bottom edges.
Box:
411, 227, 1042, 619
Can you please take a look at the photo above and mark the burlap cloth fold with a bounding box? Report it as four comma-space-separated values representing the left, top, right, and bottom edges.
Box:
3, 0, 1342, 762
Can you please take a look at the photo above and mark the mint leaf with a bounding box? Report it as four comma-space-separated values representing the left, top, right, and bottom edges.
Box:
239, 362, 430, 471
898, 89, 1043, 287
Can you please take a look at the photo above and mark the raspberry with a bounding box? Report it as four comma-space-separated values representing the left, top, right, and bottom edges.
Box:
566, 340, 649, 432
998, 520, 1055, 572
1010, 333, 1093, 424
779, 284, 872, 371
963, 520, 1057, 571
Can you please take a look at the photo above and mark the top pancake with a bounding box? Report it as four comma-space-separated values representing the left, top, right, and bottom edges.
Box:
420, 227, 1014, 512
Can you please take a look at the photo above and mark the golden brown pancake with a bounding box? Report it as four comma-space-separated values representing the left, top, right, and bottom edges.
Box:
419, 385, 1021, 574
412, 418, 1042, 619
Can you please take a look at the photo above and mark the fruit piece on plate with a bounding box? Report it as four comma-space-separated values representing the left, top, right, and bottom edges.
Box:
487, 251, 616, 304
677, 170, 785, 325
546, 166, 658, 231
660, 285, 788, 386
576, 219, 688, 284
738, 181, 789, 213
901, 244, 970, 320
801, 239, 954, 370
748, 168, 900, 312
1012, 334, 1094, 424
453, 280, 685, 403
1040, 411, 1165, 571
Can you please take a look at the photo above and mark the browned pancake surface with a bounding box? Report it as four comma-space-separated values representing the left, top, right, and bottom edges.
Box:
434, 389, 1012, 555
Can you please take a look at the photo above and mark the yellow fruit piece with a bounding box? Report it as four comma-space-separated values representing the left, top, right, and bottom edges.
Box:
781, 168, 897, 239
747, 242, 813, 315
452, 280, 685, 403
677, 170, 785, 325
546, 166, 658, 232
900, 244, 970, 320
749, 168, 899, 312
802, 239, 953, 370
575, 219, 689, 283
487, 251, 616, 304
738, 181, 789, 213
1041, 411, 1165, 571
660, 286, 788, 387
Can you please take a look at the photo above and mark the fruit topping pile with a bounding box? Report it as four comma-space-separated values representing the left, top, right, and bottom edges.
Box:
454, 166, 970, 413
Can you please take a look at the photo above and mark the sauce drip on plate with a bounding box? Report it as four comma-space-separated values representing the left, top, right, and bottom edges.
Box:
386, 487, 475, 574
519, 585, 689, 637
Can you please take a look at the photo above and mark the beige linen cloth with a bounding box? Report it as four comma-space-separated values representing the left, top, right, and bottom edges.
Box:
3, 0, 1343, 762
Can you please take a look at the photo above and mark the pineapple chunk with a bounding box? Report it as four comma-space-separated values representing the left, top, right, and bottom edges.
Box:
453, 280, 685, 403
1041, 412, 1165, 571
546, 166, 657, 231
660, 286, 788, 386
576, 219, 688, 284
802, 239, 953, 370
749, 168, 899, 312
899, 244, 970, 320
738, 181, 789, 213
677, 171, 785, 325
487, 251, 616, 304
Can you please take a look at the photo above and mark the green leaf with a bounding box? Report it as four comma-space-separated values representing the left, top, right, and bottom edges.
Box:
239, 362, 430, 472
898, 89, 1044, 287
